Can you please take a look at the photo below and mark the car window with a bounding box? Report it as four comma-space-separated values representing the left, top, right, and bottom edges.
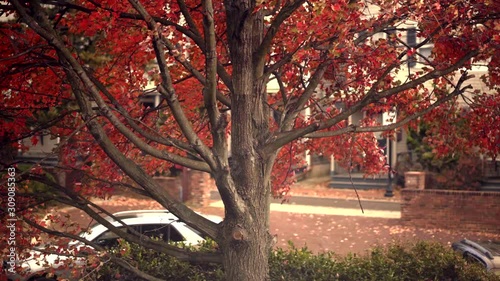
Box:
464, 253, 487, 268
138, 224, 185, 242
92, 224, 186, 248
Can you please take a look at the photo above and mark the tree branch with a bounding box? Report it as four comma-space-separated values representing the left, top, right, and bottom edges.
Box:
10, 0, 219, 241
88, 74, 205, 163
21, 213, 170, 281
128, 0, 217, 170
280, 59, 332, 131
202, 0, 223, 143
19, 0, 234, 103
26, 174, 222, 263
263, 49, 479, 154
307, 74, 474, 137
9, 1, 208, 171
254, 0, 307, 73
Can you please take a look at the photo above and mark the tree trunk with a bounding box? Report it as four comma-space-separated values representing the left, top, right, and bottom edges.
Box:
220, 207, 272, 281
222, 0, 272, 279
218, 163, 273, 280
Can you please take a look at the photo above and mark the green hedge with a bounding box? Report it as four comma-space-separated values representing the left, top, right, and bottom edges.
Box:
92, 240, 223, 281
91, 241, 499, 281
270, 242, 498, 281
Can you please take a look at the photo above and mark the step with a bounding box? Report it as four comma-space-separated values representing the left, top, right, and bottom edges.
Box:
329, 180, 388, 190
329, 174, 389, 189
479, 177, 500, 191
480, 186, 500, 192
482, 178, 500, 184
480, 182, 500, 192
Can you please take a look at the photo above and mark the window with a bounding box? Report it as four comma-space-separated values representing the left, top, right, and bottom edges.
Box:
464, 253, 487, 268
311, 154, 329, 165
142, 100, 156, 109
92, 224, 185, 248
406, 27, 434, 67
407, 28, 417, 67
138, 224, 185, 243
419, 46, 433, 62
407, 28, 417, 47
184, 225, 209, 240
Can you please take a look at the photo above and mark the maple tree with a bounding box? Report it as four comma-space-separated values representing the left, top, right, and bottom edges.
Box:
0, 0, 499, 280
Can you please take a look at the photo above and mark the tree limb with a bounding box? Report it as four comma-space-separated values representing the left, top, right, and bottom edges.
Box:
307, 75, 473, 137
254, 0, 307, 73
27, 174, 222, 263
88, 74, 203, 161
263, 49, 479, 154
10, 0, 219, 241
128, 0, 217, 170
280, 59, 332, 131
202, 0, 224, 150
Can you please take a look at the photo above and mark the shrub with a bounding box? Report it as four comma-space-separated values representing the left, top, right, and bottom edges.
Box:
269, 242, 340, 280
334, 241, 496, 281
90, 241, 499, 281
270, 241, 498, 281
89, 239, 223, 281
405, 123, 483, 190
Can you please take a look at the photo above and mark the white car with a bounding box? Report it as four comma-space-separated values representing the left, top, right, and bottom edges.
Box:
452, 239, 500, 275
4, 210, 221, 281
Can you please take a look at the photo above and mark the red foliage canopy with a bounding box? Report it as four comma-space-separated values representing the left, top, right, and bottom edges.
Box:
0, 0, 499, 278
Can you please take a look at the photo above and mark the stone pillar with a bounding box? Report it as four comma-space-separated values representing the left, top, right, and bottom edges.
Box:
404, 171, 426, 189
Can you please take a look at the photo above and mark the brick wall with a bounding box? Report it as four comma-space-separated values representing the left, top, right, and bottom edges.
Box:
401, 189, 500, 234
154, 176, 182, 200
153, 171, 216, 208
183, 170, 216, 207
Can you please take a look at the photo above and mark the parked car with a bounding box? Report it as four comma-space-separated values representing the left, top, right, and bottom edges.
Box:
4, 210, 222, 281
452, 238, 500, 275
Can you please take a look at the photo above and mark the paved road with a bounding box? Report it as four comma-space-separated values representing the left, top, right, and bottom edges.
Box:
43, 195, 499, 256
210, 191, 401, 211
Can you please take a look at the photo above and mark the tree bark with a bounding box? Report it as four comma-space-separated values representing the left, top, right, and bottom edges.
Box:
220, 180, 272, 280
221, 0, 273, 279
221, 226, 272, 281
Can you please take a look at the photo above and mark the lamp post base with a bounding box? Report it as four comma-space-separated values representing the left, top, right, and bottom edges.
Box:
384, 189, 394, 197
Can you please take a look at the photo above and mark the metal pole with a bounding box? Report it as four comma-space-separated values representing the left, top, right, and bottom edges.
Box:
385, 136, 394, 197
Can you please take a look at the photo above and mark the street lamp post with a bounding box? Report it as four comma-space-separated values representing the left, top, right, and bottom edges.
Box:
385, 136, 394, 197
383, 108, 396, 197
